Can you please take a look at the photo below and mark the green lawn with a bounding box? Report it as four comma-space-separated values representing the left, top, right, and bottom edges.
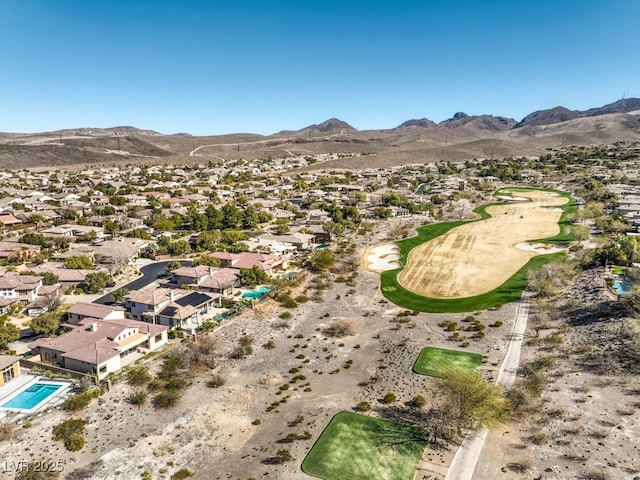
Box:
301, 411, 428, 480
413, 347, 483, 377
380, 187, 576, 313
611, 265, 628, 275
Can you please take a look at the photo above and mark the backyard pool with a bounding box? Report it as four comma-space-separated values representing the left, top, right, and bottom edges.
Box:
613, 280, 632, 295
242, 286, 271, 300
1, 383, 63, 411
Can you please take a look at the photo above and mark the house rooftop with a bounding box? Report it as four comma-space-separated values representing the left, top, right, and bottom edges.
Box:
0, 354, 21, 370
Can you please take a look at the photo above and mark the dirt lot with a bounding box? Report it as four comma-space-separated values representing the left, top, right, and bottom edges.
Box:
474, 267, 640, 480
398, 190, 568, 298
0, 217, 518, 480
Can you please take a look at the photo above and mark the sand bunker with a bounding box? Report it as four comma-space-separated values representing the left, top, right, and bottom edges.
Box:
363, 243, 402, 272
398, 189, 569, 299
514, 242, 566, 254
495, 195, 527, 201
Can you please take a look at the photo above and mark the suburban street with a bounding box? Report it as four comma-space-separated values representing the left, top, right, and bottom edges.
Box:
92, 259, 191, 305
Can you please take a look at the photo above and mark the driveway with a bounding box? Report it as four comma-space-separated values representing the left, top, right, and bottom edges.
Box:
92, 259, 191, 305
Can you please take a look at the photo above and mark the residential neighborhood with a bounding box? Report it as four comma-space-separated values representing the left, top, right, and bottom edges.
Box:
1, 142, 640, 480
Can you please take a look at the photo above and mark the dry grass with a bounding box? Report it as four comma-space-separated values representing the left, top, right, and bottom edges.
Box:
397, 190, 568, 299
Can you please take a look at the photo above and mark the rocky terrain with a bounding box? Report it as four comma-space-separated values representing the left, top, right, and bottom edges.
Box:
1, 99, 639, 170
475, 267, 640, 480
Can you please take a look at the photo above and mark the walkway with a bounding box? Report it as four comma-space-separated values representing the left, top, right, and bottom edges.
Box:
443, 290, 531, 480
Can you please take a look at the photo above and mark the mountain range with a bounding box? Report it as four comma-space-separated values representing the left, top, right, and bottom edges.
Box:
1, 98, 639, 170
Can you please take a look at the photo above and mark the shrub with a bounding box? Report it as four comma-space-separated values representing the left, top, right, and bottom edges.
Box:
492, 320, 504, 327
354, 401, 371, 412
279, 311, 292, 320
52, 418, 86, 452
323, 319, 356, 338
274, 449, 293, 464
262, 340, 276, 349
252, 419, 261, 425
0, 423, 14, 441
279, 294, 298, 309
171, 469, 194, 480
152, 390, 180, 409
127, 366, 152, 386
206, 374, 226, 388
127, 390, 148, 406
411, 395, 427, 408
63, 387, 106, 411
66, 432, 85, 452
383, 392, 397, 404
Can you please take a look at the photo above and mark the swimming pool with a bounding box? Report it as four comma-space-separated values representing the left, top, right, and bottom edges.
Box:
1, 383, 63, 410
242, 286, 271, 299
613, 280, 632, 295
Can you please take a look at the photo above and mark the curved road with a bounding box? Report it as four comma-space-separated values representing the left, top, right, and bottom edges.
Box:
93, 260, 191, 305
444, 290, 531, 480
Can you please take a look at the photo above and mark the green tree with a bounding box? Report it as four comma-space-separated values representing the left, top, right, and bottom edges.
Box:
83, 272, 113, 293
125, 229, 153, 240
192, 255, 221, 267
40, 272, 59, 286
0, 315, 20, 350
436, 367, 510, 433
19, 232, 47, 246
310, 249, 335, 271
165, 260, 183, 274
111, 287, 129, 304
30, 311, 63, 335
272, 219, 290, 235
205, 205, 224, 229
221, 204, 243, 230
240, 266, 268, 287
221, 230, 248, 244
167, 240, 190, 256
242, 205, 260, 229
64, 255, 94, 270
195, 230, 223, 252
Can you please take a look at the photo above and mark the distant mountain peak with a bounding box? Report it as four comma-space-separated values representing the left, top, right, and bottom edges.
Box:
45, 126, 163, 137
279, 118, 356, 135
396, 118, 436, 129
515, 98, 640, 128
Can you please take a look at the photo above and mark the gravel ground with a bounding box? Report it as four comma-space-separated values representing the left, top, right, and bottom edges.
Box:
0, 218, 523, 480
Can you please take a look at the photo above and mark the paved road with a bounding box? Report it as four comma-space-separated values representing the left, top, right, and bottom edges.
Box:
93, 259, 191, 304
444, 291, 531, 480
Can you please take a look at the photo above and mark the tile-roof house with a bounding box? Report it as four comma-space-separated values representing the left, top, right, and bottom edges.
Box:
210, 251, 289, 274
125, 287, 220, 328
30, 317, 168, 380
0, 275, 43, 303
170, 266, 240, 294
29, 264, 101, 286
0, 354, 21, 386
0, 241, 41, 261
66, 302, 126, 325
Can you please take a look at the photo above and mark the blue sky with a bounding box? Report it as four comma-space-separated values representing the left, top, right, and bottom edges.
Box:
1, 1, 638, 135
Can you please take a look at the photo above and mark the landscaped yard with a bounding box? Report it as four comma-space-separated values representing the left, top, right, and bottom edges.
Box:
413, 347, 483, 377
301, 411, 428, 480
611, 265, 628, 275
